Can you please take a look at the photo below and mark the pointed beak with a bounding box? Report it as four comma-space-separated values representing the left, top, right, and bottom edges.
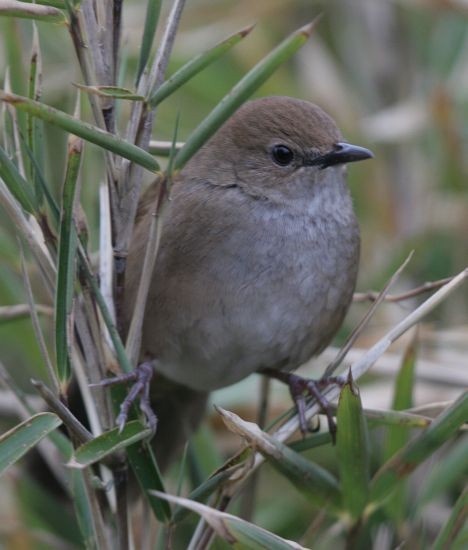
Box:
309, 142, 374, 169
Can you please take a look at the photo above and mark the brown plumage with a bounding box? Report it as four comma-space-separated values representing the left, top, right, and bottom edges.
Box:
120, 96, 372, 466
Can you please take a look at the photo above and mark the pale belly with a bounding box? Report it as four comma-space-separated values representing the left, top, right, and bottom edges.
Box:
147, 211, 360, 392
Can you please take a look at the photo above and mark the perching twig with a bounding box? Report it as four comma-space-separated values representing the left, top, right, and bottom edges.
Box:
31, 378, 93, 445
324, 251, 413, 378
353, 275, 454, 303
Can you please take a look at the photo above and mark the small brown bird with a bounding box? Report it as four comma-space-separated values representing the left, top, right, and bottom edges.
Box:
107, 96, 372, 467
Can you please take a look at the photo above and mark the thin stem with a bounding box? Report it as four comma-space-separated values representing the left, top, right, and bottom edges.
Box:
353, 275, 454, 303
324, 251, 413, 378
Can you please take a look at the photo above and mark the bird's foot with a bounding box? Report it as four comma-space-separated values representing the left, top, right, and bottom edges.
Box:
91, 361, 157, 434
261, 368, 345, 443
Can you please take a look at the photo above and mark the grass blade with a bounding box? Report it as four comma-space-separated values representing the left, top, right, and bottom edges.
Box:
336, 373, 370, 521
68, 420, 152, 469
152, 491, 308, 549
0, 144, 37, 213
370, 391, 468, 506
55, 134, 82, 383
416, 436, 468, 511
217, 406, 341, 509
174, 18, 319, 171
0, 91, 160, 171
383, 332, 417, 522
148, 24, 254, 108
0, 412, 62, 475
0, 1, 66, 22
136, 0, 162, 85
432, 487, 467, 550
74, 83, 145, 101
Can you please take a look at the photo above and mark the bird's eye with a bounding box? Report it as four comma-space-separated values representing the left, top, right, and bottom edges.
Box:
271, 144, 294, 166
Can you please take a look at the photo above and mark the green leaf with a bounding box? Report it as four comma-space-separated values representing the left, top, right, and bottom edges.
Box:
71, 469, 99, 550
0, 1, 66, 22
0, 91, 160, 172
174, 18, 319, 170
383, 334, 417, 521
0, 144, 37, 213
148, 24, 254, 108
416, 436, 468, 510
126, 440, 171, 521
336, 375, 370, 521
68, 420, 153, 468
136, 0, 162, 85
217, 406, 341, 509
55, 135, 82, 383
370, 391, 468, 506
74, 83, 145, 101
432, 487, 467, 550
0, 412, 62, 475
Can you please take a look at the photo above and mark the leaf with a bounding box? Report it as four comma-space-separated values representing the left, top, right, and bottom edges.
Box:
74, 83, 145, 101
0, 144, 37, 213
174, 18, 319, 170
336, 374, 370, 521
148, 23, 254, 108
432, 487, 468, 550
217, 406, 341, 509
416, 436, 468, 510
0, 412, 62, 475
151, 491, 309, 549
67, 420, 153, 469
136, 0, 162, 85
55, 135, 82, 383
0, 91, 160, 172
383, 333, 417, 521
0, 0, 66, 23
370, 391, 468, 506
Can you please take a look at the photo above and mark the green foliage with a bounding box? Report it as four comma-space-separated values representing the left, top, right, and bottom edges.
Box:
0, 2, 466, 549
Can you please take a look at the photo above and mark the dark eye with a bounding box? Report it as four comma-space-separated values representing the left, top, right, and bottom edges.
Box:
271, 144, 294, 166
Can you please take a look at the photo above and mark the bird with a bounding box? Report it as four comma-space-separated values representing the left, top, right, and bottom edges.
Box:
102, 96, 373, 469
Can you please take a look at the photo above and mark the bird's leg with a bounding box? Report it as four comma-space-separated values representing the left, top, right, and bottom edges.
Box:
261, 368, 345, 443
91, 361, 157, 433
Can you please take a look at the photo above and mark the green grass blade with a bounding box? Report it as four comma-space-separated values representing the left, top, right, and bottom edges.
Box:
0, 91, 160, 172
136, 0, 162, 85
22, 0, 65, 8
217, 406, 340, 509
68, 420, 152, 468
0, 412, 62, 475
370, 391, 468, 506
126, 441, 171, 521
0, 144, 37, 213
432, 487, 467, 550
74, 83, 145, 101
55, 135, 82, 383
0, 1, 66, 22
174, 18, 318, 171
336, 375, 370, 521
148, 24, 254, 108
383, 334, 417, 521
416, 436, 468, 511
71, 469, 99, 550
27, 24, 44, 204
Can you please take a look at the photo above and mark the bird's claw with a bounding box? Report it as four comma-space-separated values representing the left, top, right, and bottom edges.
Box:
91, 361, 157, 434
262, 368, 345, 443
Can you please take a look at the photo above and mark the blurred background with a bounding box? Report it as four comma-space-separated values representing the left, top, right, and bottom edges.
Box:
0, 0, 467, 547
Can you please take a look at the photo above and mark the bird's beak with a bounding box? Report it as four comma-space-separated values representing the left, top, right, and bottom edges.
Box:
309, 142, 374, 169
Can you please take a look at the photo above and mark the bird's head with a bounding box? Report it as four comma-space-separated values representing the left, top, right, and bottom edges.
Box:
183, 96, 373, 203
